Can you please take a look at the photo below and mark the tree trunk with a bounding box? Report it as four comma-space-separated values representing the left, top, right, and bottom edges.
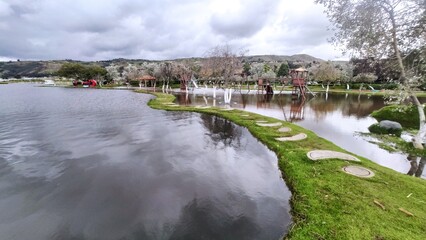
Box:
326, 82, 330, 93
213, 85, 216, 99
225, 88, 232, 104
412, 95, 426, 149
389, 8, 425, 149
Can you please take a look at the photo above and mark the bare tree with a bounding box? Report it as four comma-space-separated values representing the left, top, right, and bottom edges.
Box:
203, 44, 244, 103
316, 0, 426, 149
313, 61, 342, 93
174, 62, 193, 91
160, 62, 174, 91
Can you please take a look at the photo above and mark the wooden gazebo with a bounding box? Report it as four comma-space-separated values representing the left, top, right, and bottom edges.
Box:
137, 75, 156, 88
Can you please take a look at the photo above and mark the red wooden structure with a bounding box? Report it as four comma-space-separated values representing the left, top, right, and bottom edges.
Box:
137, 75, 156, 88
290, 67, 308, 98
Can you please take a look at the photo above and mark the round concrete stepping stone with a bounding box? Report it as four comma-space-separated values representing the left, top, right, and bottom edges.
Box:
342, 166, 375, 178
162, 102, 176, 105
307, 150, 360, 162
241, 114, 250, 117
256, 120, 268, 123
256, 122, 282, 127
278, 127, 292, 133
276, 133, 307, 142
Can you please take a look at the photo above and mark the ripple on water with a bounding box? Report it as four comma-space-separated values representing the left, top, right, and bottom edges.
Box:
0, 84, 291, 240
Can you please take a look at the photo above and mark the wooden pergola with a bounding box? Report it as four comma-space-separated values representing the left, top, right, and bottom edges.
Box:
137, 75, 156, 88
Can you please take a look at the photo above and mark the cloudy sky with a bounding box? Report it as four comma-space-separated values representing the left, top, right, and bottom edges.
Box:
0, 0, 345, 61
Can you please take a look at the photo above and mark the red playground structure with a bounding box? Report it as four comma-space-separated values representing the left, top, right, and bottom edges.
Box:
290, 67, 308, 98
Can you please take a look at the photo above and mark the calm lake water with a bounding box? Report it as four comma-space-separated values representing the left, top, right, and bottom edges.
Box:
175, 90, 426, 179
0, 84, 291, 240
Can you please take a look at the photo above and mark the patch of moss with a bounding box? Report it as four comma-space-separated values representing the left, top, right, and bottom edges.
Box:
370, 105, 424, 129
368, 123, 402, 137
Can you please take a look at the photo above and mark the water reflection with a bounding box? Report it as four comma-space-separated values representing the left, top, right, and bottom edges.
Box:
176, 91, 426, 178
407, 155, 426, 177
0, 84, 291, 240
201, 115, 242, 148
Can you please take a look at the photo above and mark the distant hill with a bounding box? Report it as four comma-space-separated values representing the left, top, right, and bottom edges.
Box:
243, 54, 324, 63
0, 54, 331, 79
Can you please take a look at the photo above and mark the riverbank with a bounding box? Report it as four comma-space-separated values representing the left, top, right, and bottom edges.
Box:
137, 90, 426, 240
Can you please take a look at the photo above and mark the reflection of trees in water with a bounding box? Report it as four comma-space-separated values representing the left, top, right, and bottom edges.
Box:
175, 92, 192, 105
256, 94, 273, 108
308, 93, 385, 120
340, 94, 384, 118
201, 115, 242, 148
407, 155, 425, 178
169, 198, 260, 240
307, 94, 341, 121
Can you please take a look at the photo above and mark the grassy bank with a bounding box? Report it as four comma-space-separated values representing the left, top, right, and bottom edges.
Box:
137, 90, 426, 240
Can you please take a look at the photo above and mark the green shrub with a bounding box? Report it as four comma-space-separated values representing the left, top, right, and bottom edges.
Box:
368, 123, 402, 137
370, 105, 423, 129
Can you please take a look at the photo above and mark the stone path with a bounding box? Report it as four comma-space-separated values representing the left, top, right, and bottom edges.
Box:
256, 122, 282, 127
278, 127, 292, 133
276, 133, 307, 142
307, 150, 360, 162
342, 166, 375, 178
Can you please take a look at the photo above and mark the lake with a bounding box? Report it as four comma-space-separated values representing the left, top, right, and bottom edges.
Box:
0, 84, 291, 240
175, 90, 426, 178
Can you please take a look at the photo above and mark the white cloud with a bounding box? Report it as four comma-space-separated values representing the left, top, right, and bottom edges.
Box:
0, 0, 345, 61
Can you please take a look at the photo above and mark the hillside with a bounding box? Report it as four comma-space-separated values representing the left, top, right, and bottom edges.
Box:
0, 54, 333, 79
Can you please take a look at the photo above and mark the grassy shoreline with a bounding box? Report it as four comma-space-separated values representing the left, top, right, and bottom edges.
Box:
136, 90, 426, 240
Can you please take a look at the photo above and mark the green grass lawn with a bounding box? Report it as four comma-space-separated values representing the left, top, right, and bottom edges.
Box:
137, 90, 426, 240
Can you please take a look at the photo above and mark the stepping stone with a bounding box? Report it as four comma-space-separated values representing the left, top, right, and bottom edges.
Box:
195, 106, 210, 109
276, 133, 307, 142
256, 120, 268, 123
307, 150, 360, 162
342, 166, 375, 178
220, 108, 234, 111
241, 114, 250, 117
256, 122, 282, 127
278, 127, 292, 133
162, 102, 176, 105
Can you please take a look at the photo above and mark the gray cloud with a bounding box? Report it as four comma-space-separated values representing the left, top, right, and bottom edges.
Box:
209, 0, 279, 39
0, 0, 342, 61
